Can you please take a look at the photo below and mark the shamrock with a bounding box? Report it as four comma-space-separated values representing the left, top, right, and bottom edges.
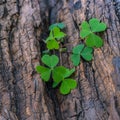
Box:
80, 18, 107, 48
36, 55, 77, 95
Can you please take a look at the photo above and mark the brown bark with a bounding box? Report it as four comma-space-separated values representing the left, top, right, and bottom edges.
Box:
0, 0, 120, 120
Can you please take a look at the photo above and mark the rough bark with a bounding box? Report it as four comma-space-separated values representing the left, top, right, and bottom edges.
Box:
0, 0, 120, 120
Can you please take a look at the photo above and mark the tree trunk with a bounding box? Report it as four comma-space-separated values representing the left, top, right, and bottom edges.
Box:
0, 0, 120, 120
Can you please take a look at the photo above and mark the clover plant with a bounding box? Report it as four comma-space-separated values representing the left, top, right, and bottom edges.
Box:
70, 18, 107, 66
80, 18, 107, 47
36, 19, 107, 95
36, 54, 77, 95
46, 26, 66, 50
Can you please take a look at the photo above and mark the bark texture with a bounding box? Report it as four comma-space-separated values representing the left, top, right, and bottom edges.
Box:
0, 0, 120, 120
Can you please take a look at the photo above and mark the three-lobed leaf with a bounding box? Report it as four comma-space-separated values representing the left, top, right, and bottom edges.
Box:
36, 54, 77, 94
46, 26, 66, 50
80, 18, 107, 48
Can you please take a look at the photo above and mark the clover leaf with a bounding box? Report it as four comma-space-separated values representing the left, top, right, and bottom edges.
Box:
86, 33, 103, 48
71, 54, 80, 66
80, 21, 91, 39
36, 66, 51, 81
81, 47, 93, 61
46, 39, 59, 50
89, 18, 107, 32
71, 44, 84, 66
80, 18, 107, 48
42, 55, 59, 68
60, 79, 77, 95
52, 66, 67, 83
46, 27, 66, 50
49, 22, 66, 30
71, 44, 93, 66
36, 55, 59, 81
53, 27, 66, 40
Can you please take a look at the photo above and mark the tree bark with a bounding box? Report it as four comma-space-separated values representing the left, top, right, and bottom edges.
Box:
0, 0, 120, 120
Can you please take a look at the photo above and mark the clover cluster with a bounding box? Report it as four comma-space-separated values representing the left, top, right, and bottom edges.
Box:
36, 19, 107, 95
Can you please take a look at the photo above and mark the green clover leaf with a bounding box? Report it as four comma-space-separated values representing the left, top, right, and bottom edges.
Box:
80, 18, 107, 48
46, 39, 59, 50
72, 44, 84, 54
71, 44, 93, 66
80, 18, 107, 38
80, 21, 91, 39
60, 79, 77, 95
46, 26, 66, 50
52, 66, 67, 83
53, 27, 66, 40
86, 33, 103, 48
49, 22, 66, 30
81, 47, 93, 61
89, 18, 107, 32
42, 55, 59, 68
71, 54, 80, 66
52, 67, 75, 83
70, 44, 84, 66
36, 66, 51, 81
